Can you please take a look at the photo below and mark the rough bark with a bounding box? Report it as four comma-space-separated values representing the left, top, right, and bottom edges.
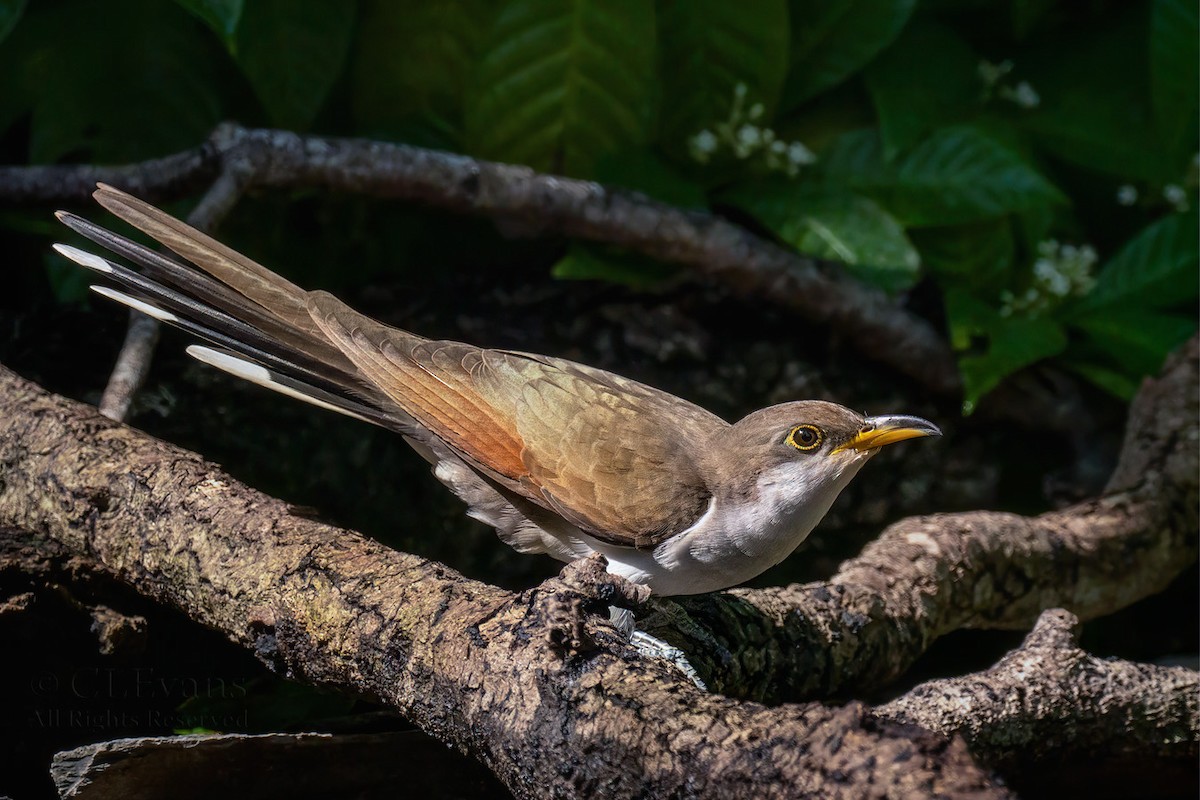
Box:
0, 123, 959, 395
0, 363, 1004, 799
875, 608, 1198, 769
645, 336, 1199, 701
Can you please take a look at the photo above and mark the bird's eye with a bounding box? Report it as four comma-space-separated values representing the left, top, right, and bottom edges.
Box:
786, 424, 823, 452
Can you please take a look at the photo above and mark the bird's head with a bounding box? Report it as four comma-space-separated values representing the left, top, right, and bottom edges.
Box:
712, 400, 941, 515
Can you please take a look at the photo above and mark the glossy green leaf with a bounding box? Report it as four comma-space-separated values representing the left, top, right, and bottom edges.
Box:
820, 127, 1066, 226
781, 0, 916, 111
863, 21, 980, 156
466, 0, 656, 176
0, 0, 27, 44
234, 0, 355, 129
172, 0, 242, 46
656, 0, 788, 147
723, 180, 919, 290
551, 242, 678, 288
1070, 212, 1199, 313
1150, 0, 1200, 162
351, 0, 493, 148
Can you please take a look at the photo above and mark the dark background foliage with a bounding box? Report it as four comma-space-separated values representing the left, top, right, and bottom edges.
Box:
0, 1, 1196, 797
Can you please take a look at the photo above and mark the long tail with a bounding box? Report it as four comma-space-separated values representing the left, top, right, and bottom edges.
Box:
55, 184, 398, 426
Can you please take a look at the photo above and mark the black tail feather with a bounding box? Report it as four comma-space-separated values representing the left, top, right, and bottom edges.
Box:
52, 220, 396, 424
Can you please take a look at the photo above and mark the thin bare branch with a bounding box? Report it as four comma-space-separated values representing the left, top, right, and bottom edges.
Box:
1, 123, 961, 395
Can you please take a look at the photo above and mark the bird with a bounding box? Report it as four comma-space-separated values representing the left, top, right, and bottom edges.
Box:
54, 184, 940, 599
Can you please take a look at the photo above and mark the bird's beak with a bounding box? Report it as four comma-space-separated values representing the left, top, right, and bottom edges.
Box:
835, 415, 942, 453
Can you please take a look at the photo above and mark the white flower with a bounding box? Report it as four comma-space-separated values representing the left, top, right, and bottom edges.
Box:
1164, 184, 1189, 212
1011, 81, 1040, 108
1046, 272, 1071, 297
787, 141, 815, 165
692, 129, 717, 154
1005, 239, 1099, 316
686, 83, 816, 176
737, 125, 761, 147
1116, 185, 1138, 205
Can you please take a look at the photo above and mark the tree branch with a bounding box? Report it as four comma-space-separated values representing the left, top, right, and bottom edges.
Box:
1, 123, 960, 395
874, 608, 1198, 769
0, 362, 1004, 799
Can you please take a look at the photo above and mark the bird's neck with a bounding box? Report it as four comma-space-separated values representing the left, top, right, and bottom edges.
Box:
710, 453, 872, 559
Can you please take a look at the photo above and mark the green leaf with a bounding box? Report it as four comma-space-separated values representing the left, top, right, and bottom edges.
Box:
3, 0, 230, 164
790, 193, 919, 291
656, 0, 788, 147
234, 0, 355, 129
863, 21, 980, 156
946, 290, 1068, 410
0, 0, 27, 44
466, 0, 657, 176
351, 0, 493, 148
1070, 212, 1199, 313
910, 218, 1015, 292
1071, 311, 1196, 377
172, 0, 242, 46
593, 149, 707, 209
1150, 0, 1200, 162
781, 0, 916, 111
1019, 7, 1170, 181
722, 180, 919, 291
819, 127, 1066, 226
551, 242, 678, 288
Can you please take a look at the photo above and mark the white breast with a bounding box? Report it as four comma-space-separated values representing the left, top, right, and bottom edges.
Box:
601, 453, 874, 596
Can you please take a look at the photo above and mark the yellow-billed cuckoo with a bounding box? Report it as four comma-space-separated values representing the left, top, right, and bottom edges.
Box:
54, 185, 940, 598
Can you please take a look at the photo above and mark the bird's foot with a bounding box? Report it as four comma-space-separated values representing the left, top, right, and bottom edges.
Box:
629, 630, 708, 691
537, 554, 651, 654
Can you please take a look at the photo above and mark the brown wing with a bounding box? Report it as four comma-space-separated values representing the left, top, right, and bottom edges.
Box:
85, 184, 723, 547
308, 292, 724, 547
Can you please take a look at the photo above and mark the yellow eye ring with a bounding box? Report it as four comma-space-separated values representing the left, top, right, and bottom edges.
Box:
786, 424, 823, 452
